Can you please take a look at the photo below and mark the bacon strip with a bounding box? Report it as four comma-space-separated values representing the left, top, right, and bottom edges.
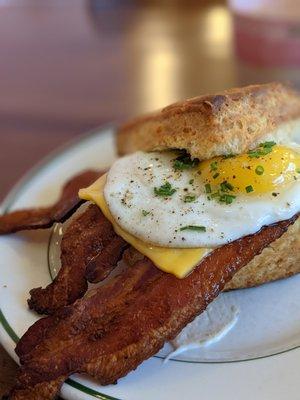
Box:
28, 204, 128, 315
85, 236, 129, 283
0, 170, 100, 235
8, 215, 297, 400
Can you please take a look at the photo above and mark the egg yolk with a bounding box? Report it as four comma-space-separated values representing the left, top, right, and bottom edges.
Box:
199, 145, 300, 195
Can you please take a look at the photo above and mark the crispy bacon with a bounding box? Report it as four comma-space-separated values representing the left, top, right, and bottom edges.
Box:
28, 204, 128, 315
85, 235, 129, 283
0, 170, 100, 235
8, 214, 297, 400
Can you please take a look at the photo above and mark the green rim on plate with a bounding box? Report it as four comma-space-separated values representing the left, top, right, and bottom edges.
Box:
0, 126, 121, 400
1, 125, 300, 399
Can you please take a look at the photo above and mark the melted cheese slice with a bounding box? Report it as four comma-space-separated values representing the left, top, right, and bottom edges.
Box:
79, 175, 211, 278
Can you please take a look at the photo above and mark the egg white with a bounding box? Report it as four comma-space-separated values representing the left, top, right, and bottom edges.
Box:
104, 149, 300, 248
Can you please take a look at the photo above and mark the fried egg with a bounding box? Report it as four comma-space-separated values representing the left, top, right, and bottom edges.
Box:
102, 144, 300, 248
79, 141, 300, 277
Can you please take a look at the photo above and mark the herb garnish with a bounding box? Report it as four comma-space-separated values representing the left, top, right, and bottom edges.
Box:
184, 195, 196, 203
296, 168, 300, 174
189, 179, 194, 185
205, 183, 212, 193
154, 182, 176, 197
142, 210, 150, 216
210, 191, 220, 199
180, 225, 206, 232
223, 153, 236, 159
206, 181, 236, 204
220, 181, 234, 192
219, 194, 236, 204
248, 141, 276, 158
246, 185, 254, 193
210, 161, 218, 171
255, 165, 264, 175
173, 152, 199, 171
213, 172, 220, 179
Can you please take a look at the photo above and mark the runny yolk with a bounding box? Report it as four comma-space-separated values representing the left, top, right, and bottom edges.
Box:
199, 145, 300, 195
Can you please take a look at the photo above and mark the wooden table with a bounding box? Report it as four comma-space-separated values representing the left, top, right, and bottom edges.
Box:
0, 0, 294, 397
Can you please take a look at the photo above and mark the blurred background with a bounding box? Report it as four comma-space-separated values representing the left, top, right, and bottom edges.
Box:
0, 0, 299, 393
1, 0, 300, 201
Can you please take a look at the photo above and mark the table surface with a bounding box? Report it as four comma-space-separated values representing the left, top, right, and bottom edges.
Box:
0, 0, 298, 397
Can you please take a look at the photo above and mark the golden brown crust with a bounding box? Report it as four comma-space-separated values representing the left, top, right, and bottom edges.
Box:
117, 82, 300, 288
225, 217, 300, 290
117, 82, 300, 160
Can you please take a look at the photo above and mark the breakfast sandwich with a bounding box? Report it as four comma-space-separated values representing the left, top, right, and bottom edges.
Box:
2, 82, 300, 400
80, 82, 300, 288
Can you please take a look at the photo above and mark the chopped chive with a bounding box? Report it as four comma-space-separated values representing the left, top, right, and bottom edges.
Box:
246, 185, 254, 193
248, 148, 271, 158
213, 172, 220, 179
211, 191, 220, 199
184, 195, 196, 203
210, 161, 218, 171
261, 141, 276, 148
296, 168, 300, 174
189, 179, 194, 184
226, 182, 234, 191
223, 153, 236, 159
226, 196, 235, 204
255, 165, 264, 175
173, 153, 199, 171
247, 150, 261, 158
220, 181, 234, 192
220, 182, 227, 192
154, 182, 176, 197
142, 210, 150, 216
207, 188, 237, 204
219, 194, 236, 204
205, 183, 212, 193
180, 225, 206, 232
248, 142, 276, 158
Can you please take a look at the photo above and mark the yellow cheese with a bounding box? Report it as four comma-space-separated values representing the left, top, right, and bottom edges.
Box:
79, 175, 210, 278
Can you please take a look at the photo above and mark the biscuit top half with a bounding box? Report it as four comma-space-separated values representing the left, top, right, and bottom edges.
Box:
117, 82, 300, 160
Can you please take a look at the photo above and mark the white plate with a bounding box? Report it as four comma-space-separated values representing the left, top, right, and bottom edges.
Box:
1, 126, 300, 400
